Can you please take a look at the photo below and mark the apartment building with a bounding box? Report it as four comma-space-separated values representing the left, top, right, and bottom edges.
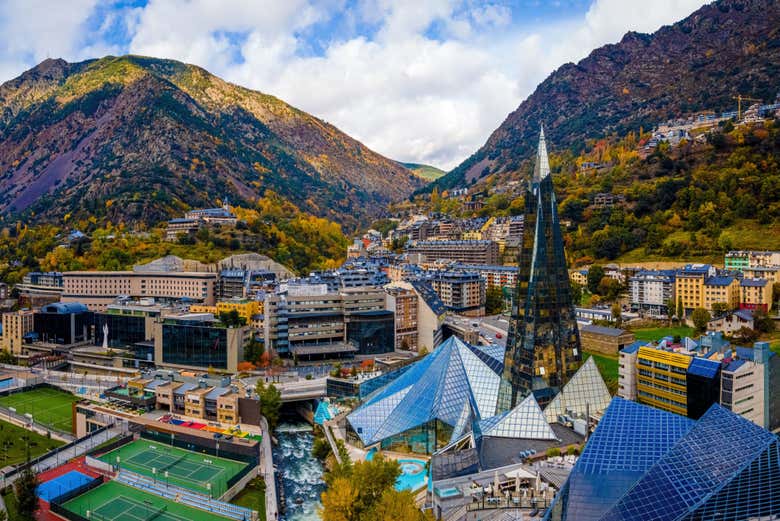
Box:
635, 346, 691, 416
405, 240, 500, 265
675, 264, 740, 313
629, 270, 676, 316
1, 310, 35, 354
725, 250, 780, 270
453, 264, 518, 290
61, 271, 218, 310
741, 265, 780, 284
721, 342, 780, 431
426, 271, 484, 316
739, 278, 773, 312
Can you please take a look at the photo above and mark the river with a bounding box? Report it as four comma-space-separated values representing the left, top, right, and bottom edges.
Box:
273, 422, 325, 521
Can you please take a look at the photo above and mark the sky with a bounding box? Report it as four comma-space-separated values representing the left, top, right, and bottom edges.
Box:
0, 0, 707, 170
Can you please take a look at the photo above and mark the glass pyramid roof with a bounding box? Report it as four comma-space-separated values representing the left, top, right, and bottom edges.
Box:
544, 356, 612, 423
478, 393, 558, 440
347, 336, 502, 446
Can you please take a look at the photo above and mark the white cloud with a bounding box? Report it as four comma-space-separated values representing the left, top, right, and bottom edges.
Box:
0, 0, 708, 170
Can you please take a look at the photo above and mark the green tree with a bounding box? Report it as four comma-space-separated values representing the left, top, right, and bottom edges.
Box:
485, 285, 505, 315
255, 381, 282, 431
773, 283, 780, 306
711, 302, 730, 317
312, 437, 332, 460
15, 460, 39, 520
587, 265, 605, 294
219, 310, 246, 327
691, 308, 711, 333
611, 302, 623, 327
753, 309, 775, 334
677, 297, 685, 320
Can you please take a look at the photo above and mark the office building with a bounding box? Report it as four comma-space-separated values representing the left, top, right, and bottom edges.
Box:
62, 270, 218, 310
635, 345, 692, 416
405, 240, 500, 265
153, 314, 247, 372
33, 302, 94, 346
92, 302, 161, 351
498, 129, 581, 412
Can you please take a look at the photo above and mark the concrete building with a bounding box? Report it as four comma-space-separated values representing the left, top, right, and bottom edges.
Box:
617, 342, 641, 400
703, 276, 740, 312
636, 346, 691, 416
190, 298, 261, 324
707, 309, 755, 335
721, 342, 780, 431
453, 264, 518, 291
579, 324, 636, 356
739, 278, 773, 312
264, 284, 391, 359
725, 250, 780, 270
405, 240, 500, 265
741, 265, 780, 284
426, 271, 484, 316
165, 218, 200, 241
629, 269, 676, 316
61, 270, 218, 310
1, 310, 35, 354
385, 282, 446, 353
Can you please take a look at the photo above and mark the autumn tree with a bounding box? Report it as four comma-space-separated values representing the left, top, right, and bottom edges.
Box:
691, 308, 711, 333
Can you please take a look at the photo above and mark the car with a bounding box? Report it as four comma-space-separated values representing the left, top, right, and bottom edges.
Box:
495, 333, 502, 339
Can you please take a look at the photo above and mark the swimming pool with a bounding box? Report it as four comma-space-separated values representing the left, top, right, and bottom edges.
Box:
365, 450, 428, 491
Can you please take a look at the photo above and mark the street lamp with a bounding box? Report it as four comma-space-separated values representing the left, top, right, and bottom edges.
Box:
206, 482, 212, 500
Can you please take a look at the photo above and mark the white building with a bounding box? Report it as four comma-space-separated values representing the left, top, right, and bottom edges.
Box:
629, 270, 676, 316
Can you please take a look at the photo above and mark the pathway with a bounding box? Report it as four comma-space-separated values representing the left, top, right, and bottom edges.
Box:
259, 416, 278, 521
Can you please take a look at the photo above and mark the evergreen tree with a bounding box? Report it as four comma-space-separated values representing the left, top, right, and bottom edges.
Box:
255, 381, 282, 430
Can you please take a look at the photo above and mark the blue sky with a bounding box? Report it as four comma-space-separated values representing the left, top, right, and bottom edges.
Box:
0, 0, 707, 169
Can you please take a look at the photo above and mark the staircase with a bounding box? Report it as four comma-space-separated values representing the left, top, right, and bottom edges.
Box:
115, 469, 255, 521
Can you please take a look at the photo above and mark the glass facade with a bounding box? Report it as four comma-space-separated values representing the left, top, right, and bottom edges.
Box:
161, 322, 228, 369
478, 393, 557, 439
499, 129, 581, 413
347, 336, 503, 453
544, 357, 612, 423
93, 313, 147, 348
33, 307, 94, 345
346, 310, 394, 355
546, 398, 780, 521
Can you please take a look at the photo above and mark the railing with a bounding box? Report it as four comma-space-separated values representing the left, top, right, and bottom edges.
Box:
467, 495, 552, 511
139, 430, 258, 466
86, 432, 134, 457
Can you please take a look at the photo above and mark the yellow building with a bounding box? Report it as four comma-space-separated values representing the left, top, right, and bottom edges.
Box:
703, 276, 740, 311
636, 346, 691, 416
190, 299, 261, 324
675, 265, 739, 313
740, 278, 773, 312
570, 269, 588, 286
1, 310, 35, 354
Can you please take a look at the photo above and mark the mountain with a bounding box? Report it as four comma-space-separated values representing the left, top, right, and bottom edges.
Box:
434, 0, 780, 190
0, 56, 422, 229
401, 162, 446, 181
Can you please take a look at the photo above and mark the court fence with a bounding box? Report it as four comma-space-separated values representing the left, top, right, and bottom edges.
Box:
139, 430, 259, 467
49, 475, 105, 521
0, 382, 78, 439
3, 424, 113, 482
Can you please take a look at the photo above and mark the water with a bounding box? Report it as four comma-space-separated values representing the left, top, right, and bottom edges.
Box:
273, 422, 325, 521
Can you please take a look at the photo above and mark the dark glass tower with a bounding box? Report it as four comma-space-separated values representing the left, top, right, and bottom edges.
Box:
497, 128, 581, 412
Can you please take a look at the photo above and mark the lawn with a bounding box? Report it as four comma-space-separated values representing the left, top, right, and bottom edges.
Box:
0, 418, 64, 466
232, 477, 266, 521
2, 489, 19, 520
583, 351, 618, 395
631, 326, 695, 343
0, 386, 80, 434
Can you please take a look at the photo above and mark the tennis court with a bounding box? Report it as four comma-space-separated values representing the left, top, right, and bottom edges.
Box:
0, 386, 79, 432
98, 439, 248, 496
62, 481, 232, 521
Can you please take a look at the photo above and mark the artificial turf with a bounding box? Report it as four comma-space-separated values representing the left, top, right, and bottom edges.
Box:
0, 386, 80, 433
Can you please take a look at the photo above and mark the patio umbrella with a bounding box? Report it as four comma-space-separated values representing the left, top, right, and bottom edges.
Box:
535, 471, 541, 492
493, 471, 500, 495
515, 475, 520, 494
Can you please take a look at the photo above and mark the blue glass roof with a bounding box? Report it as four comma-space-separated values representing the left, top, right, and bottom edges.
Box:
559, 398, 694, 521
686, 357, 721, 379
347, 336, 501, 446
599, 405, 778, 521
547, 399, 780, 521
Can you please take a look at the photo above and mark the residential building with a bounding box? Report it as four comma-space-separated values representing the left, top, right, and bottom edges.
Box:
674, 264, 741, 314
703, 275, 740, 311
386, 281, 445, 353
405, 240, 500, 265
725, 250, 780, 270
184, 205, 237, 225
579, 324, 635, 356
741, 264, 780, 284
426, 271, 484, 316
617, 342, 641, 400
453, 264, 518, 291
385, 285, 418, 351
569, 269, 588, 286
707, 309, 755, 334
1, 310, 35, 354
165, 218, 200, 241
498, 129, 581, 411
739, 277, 773, 312
721, 342, 780, 431
61, 270, 218, 310
629, 269, 676, 316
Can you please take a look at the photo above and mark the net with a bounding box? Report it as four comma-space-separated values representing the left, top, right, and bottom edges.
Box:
144, 505, 167, 521
160, 453, 188, 473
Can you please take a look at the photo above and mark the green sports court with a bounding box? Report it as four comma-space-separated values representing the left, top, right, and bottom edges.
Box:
98, 439, 248, 497
62, 480, 233, 521
0, 386, 79, 433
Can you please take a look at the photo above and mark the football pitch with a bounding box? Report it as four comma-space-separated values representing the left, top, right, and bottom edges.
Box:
0, 386, 79, 433
98, 439, 248, 497
62, 481, 233, 521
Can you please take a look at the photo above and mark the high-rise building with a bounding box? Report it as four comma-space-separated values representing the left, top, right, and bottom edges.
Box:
497, 128, 581, 411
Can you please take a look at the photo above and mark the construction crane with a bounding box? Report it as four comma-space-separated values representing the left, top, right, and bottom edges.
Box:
732, 94, 762, 120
